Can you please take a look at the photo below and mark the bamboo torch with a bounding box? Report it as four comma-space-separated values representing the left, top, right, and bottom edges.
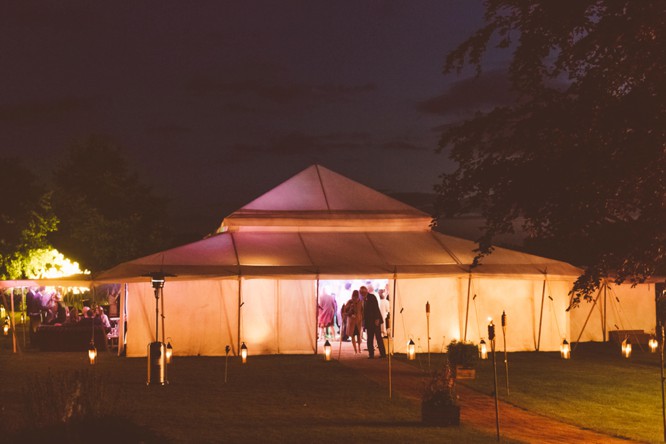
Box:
502, 310, 509, 396
426, 301, 431, 369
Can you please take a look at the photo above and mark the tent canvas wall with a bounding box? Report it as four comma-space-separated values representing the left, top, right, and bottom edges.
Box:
570, 281, 658, 344
97, 165, 604, 357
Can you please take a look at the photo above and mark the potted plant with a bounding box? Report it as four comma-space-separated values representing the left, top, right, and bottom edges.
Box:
446, 340, 479, 379
421, 361, 460, 426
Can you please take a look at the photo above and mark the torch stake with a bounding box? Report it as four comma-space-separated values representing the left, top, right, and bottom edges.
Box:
489, 320, 500, 441
426, 301, 431, 370
225, 345, 230, 383
659, 322, 666, 442
502, 311, 509, 396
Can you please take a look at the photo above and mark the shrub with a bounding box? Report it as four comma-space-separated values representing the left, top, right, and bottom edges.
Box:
422, 361, 457, 407
446, 340, 478, 369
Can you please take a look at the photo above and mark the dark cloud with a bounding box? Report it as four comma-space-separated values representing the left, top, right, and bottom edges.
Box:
187, 77, 376, 105
0, 97, 93, 124
145, 123, 192, 136
220, 143, 264, 164
268, 131, 375, 155
222, 131, 425, 162
417, 70, 515, 117
320, 131, 372, 142
224, 102, 267, 114
378, 140, 428, 152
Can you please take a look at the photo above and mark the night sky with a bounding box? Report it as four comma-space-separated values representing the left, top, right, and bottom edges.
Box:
1, 1, 512, 236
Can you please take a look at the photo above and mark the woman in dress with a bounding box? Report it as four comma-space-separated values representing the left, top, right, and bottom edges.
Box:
344, 290, 364, 354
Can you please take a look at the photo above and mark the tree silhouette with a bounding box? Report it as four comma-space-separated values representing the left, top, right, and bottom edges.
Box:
436, 1, 664, 303
0, 157, 58, 278
50, 135, 171, 272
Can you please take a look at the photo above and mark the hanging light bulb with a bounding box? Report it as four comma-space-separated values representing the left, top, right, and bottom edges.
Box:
621, 338, 632, 358
479, 339, 488, 360
649, 337, 658, 353
407, 339, 416, 360
560, 339, 571, 360
240, 342, 248, 364
166, 342, 173, 364
324, 340, 332, 361
88, 341, 98, 365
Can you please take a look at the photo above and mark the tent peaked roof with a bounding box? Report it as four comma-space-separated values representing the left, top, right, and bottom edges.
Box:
96, 164, 583, 283
219, 164, 432, 232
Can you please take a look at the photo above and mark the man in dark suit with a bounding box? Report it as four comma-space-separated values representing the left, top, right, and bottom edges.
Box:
361, 286, 386, 359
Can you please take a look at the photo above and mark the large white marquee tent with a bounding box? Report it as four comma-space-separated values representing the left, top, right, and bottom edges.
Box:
95, 165, 658, 357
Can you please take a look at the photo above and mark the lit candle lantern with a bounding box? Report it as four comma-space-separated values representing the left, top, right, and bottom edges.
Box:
479, 339, 488, 359
324, 340, 332, 361
166, 342, 173, 364
649, 337, 658, 353
560, 339, 570, 360
621, 338, 632, 358
407, 339, 416, 360
3, 321, 9, 336
88, 341, 98, 365
240, 342, 248, 364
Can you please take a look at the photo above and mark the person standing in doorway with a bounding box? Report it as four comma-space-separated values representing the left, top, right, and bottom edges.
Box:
318, 292, 337, 340
378, 289, 390, 336
344, 290, 364, 354
361, 286, 386, 359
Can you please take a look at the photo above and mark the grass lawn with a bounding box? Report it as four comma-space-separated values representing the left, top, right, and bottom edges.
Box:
405, 342, 666, 444
0, 333, 506, 443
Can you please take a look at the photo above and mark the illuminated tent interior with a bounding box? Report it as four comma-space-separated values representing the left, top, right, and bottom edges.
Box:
96, 165, 657, 357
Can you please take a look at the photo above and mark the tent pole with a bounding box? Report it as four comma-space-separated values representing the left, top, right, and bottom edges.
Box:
276, 281, 280, 354
602, 281, 607, 342
21, 287, 26, 349
536, 276, 547, 351
572, 285, 604, 350
315, 275, 320, 355
237, 276, 242, 354
160, 285, 166, 345
464, 273, 472, 342
119, 283, 128, 356
10, 288, 17, 353
392, 270, 397, 337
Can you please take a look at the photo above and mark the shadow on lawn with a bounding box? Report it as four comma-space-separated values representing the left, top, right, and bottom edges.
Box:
3, 368, 168, 444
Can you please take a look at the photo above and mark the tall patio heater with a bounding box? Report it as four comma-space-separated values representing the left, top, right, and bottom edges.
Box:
147, 272, 167, 385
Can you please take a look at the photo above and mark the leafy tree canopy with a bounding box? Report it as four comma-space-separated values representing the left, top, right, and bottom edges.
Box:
436, 1, 664, 303
49, 135, 171, 272
0, 157, 58, 279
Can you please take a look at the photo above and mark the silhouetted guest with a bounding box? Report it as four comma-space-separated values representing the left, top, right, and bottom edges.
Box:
53, 294, 67, 325
26, 287, 43, 336
65, 307, 80, 324
361, 286, 386, 359
318, 292, 337, 340
96, 306, 111, 331
79, 308, 101, 329
344, 290, 364, 354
